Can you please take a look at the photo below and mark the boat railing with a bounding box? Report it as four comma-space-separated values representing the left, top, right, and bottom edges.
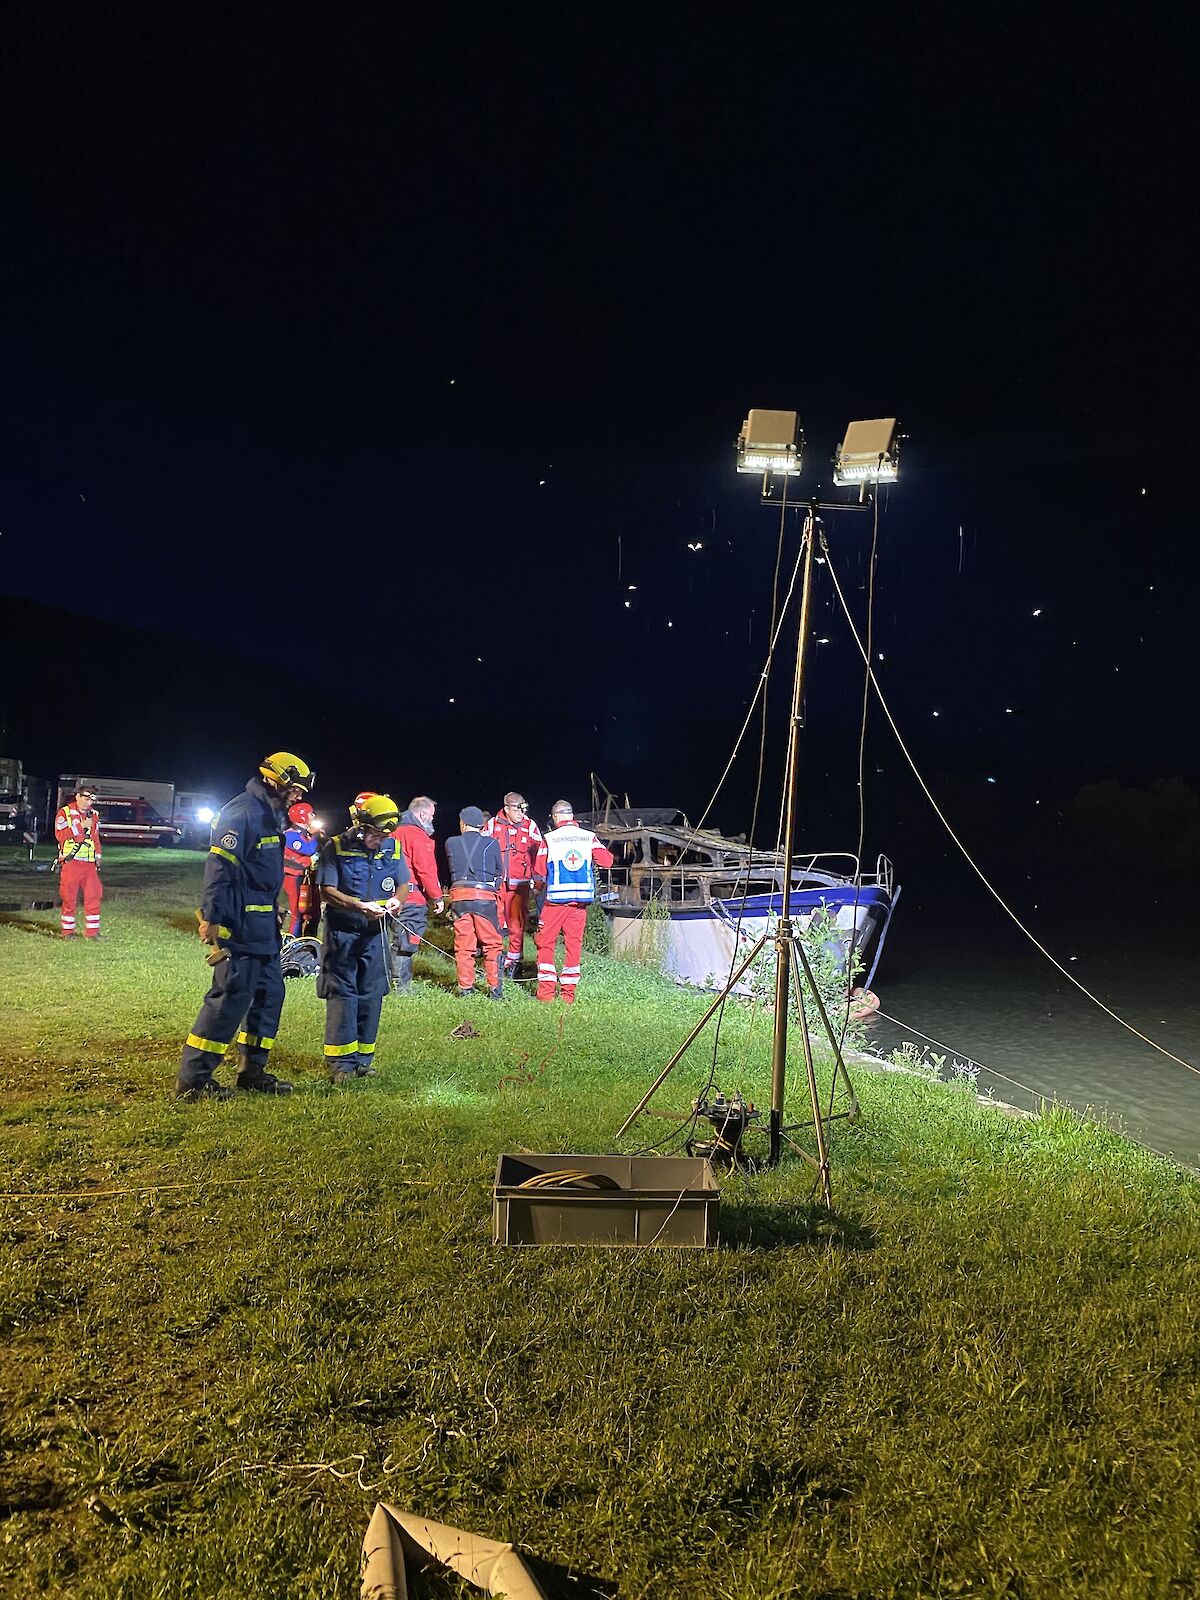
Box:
601, 849, 895, 907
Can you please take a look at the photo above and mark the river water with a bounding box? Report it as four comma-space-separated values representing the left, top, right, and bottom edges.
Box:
862, 863, 1200, 1171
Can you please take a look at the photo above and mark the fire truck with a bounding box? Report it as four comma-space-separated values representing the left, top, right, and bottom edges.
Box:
56, 775, 184, 848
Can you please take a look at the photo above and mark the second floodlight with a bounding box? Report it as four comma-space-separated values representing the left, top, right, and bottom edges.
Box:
833, 418, 900, 485
737, 409, 803, 475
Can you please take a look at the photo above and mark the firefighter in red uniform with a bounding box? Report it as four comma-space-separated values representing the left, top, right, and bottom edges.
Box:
389, 796, 445, 991
483, 791, 543, 979
54, 785, 104, 939
282, 801, 322, 936
532, 799, 614, 1002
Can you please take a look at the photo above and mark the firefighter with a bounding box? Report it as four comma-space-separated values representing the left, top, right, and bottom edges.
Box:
445, 806, 504, 999
316, 793, 409, 1083
282, 801, 322, 936
532, 799, 615, 1003
483, 791, 543, 979
54, 784, 103, 939
389, 796, 445, 992
176, 751, 315, 1101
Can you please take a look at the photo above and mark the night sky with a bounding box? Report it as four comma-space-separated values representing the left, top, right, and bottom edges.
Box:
3, 4, 1199, 859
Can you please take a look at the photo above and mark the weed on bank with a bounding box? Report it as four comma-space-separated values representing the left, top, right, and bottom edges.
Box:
1, 852, 1198, 1598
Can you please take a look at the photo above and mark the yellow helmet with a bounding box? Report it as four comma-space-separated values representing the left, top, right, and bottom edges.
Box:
351, 792, 400, 833
260, 752, 315, 794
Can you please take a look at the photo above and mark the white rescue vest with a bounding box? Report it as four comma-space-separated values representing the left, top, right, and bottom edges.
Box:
544, 824, 599, 904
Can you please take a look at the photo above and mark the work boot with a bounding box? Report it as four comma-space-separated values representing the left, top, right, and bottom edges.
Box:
354, 1062, 378, 1078
330, 1065, 357, 1086
456, 986, 475, 998
488, 985, 503, 1001
235, 1069, 294, 1096
176, 1080, 234, 1103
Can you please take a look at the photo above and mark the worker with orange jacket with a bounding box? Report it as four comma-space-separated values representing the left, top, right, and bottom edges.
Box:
532, 799, 614, 1002
54, 784, 103, 939
389, 795, 445, 991
483, 791, 543, 978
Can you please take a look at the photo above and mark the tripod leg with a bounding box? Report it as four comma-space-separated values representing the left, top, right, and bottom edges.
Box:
788, 954, 832, 1206
615, 934, 768, 1138
791, 932, 860, 1119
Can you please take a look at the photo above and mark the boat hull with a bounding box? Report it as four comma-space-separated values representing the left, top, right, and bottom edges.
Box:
606, 884, 898, 995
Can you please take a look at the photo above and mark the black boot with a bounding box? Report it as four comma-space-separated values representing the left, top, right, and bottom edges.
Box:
176, 1080, 234, 1103
235, 1068, 294, 1097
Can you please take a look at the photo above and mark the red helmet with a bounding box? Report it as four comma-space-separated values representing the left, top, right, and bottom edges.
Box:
350, 789, 377, 818
288, 802, 316, 828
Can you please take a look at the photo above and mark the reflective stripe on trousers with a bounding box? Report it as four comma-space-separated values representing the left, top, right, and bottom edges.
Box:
177, 950, 285, 1090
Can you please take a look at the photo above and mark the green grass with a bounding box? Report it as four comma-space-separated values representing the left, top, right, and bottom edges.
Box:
1, 850, 1198, 1598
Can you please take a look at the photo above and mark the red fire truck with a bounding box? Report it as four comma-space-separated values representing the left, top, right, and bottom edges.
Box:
56, 776, 183, 848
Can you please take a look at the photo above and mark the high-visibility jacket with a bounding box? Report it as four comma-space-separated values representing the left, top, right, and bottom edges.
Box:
55, 805, 101, 865
534, 821, 614, 905
200, 778, 286, 954
392, 811, 444, 907
283, 828, 320, 875
317, 831, 410, 933
483, 812, 544, 886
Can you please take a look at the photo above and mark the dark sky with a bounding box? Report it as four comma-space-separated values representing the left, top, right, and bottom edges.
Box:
3, 3, 1198, 850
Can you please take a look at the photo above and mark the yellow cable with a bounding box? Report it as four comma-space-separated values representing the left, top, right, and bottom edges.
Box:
0, 1175, 263, 1203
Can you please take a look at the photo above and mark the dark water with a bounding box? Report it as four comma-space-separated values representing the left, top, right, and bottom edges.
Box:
864, 866, 1200, 1171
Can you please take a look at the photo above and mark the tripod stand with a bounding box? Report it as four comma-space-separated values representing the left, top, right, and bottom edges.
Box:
615, 501, 866, 1205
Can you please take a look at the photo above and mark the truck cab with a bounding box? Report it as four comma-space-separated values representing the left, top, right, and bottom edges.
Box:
0, 755, 26, 837
174, 790, 224, 849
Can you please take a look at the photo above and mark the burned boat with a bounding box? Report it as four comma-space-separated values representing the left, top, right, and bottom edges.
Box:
578, 805, 899, 994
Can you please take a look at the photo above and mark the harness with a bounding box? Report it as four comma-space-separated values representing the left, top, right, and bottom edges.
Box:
451, 832, 498, 892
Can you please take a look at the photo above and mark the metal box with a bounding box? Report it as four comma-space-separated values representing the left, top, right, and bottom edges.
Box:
493, 1153, 720, 1249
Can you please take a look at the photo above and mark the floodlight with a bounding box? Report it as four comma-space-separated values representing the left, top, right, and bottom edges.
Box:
736, 409, 803, 475
833, 418, 900, 485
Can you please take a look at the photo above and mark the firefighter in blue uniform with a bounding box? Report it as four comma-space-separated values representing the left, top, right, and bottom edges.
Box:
316, 793, 410, 1084
176, 751, 315, 1101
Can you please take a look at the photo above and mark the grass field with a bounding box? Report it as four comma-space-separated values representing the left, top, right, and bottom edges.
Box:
1, 850, 1198, 1599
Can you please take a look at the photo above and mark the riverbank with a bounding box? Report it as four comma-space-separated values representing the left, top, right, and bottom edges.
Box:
2, 852, 1197, 1598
